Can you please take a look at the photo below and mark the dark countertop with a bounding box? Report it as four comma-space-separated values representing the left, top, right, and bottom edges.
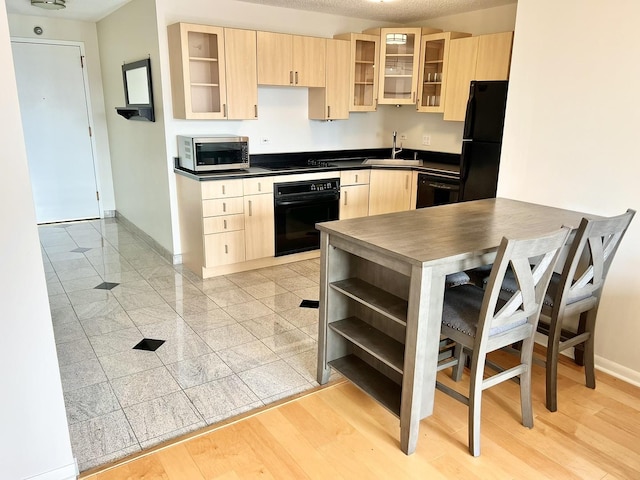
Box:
174, 148, 461, 181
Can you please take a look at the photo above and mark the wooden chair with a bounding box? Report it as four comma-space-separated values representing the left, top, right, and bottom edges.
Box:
436, 226, 571, 456
535, 209, 635, 411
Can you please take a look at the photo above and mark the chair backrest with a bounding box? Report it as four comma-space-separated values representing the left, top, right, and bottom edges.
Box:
478, 227, 572, 344
555, 209, 635, 308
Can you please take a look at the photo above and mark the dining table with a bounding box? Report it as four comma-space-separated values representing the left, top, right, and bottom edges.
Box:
315, 197, 594, 454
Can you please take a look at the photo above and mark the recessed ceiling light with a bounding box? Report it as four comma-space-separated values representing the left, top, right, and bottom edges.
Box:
31, 0, 66, 10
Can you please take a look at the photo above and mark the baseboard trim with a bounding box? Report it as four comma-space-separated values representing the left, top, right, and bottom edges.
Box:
594, 355, 640, 388
25, 459, 78, 480
115, 212, 179, 265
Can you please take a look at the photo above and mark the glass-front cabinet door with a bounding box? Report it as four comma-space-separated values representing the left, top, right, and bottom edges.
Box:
416, 31, 471, 113
334, 32, 380, 111
376, 28, 422, 105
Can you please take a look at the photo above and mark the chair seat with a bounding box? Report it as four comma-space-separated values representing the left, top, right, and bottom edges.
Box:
445, 271, 471, 288
443, 284, 527, 337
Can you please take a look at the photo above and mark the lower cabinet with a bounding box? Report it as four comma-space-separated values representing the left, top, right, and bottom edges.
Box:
205, 230, 246, 266
244, 193, 275, 260
340, 169, 370, 219
368, 169, 412, 215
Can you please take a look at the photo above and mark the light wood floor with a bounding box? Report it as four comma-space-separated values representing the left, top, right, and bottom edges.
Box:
81, 350, 640, 480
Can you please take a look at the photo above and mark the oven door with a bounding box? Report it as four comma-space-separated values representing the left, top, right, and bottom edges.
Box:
274, 191, 339, 256
416, 173, 460, 208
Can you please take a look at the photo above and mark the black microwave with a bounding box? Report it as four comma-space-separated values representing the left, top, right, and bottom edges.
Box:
177, 135, 249, 172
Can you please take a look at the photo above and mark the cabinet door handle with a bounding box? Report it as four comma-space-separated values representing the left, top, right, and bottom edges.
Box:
224, 244, 228, 254
254, 104, 258, 118
327, 106, 331, 118
223, 219, 227, 230
222, 202, 226, 213
344, 191, 348, 206
412, 92, 416, 103
405, 176, 409, 190
223, 104, 227, 117
355, 174, 358, 183
222, 185, 226, 195
289, 71, 294, 85
258, 183, 262, 192
295, 71, 299, 85
248, 200, 253, 216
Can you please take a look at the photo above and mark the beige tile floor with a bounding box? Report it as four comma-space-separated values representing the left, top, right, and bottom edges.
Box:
40, 218, 328, 471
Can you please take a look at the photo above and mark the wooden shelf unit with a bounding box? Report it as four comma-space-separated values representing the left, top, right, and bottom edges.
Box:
335, 32, 380, 112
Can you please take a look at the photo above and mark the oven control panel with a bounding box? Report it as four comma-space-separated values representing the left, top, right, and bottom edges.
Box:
275, 178, 340, 196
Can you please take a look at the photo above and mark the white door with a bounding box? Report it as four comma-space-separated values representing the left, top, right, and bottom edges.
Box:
12, 40, 99, 223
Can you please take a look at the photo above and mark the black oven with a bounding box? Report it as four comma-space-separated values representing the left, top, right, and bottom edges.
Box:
416, 172, 460, 208
274, 178, 340, 256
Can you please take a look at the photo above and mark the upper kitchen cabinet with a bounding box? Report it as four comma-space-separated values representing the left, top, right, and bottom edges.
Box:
167, 23, 258, 119
416, 31, 471, 113
168, 23, 226, 119
309, 38, 350, 120
334, 32, 380, 112
257, 31, 326, 87
365, 27, 426, 105
443, 31, 513, 121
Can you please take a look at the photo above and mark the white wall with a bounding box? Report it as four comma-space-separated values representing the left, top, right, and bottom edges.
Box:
0, 5, 77, 480
97, 0, 173, 253
8, 13, 116, 214
499, 0, 640, 382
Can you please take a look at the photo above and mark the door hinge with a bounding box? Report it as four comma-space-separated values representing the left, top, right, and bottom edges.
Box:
96, 191, 100, 201
80, 55, 84, 68
88, 126, 92, 137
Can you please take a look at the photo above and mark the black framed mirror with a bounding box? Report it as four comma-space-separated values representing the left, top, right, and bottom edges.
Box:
116, 58, 155, 122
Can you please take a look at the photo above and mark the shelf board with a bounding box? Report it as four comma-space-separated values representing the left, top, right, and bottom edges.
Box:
329, 317, 404, 374
384, 74, 413, 78
329, 355, 401, 418
354, 81, 375, 85
190, 83, 220, 87
385, 53, 415, 57
355, 60, 375, 64
189, 56, 219, 62
423, 82, 442, 85
330, 278, 407, 326
424, 60, 444, 64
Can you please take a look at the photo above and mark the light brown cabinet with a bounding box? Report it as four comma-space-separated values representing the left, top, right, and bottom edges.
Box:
309, 39, 350, 120
368, 170, 412, 216
334, 32, 380, 112
168, 23, 258, 120
243, 177, 275, 261
367, 27, 423, 105
257, 31, 326, 87
443, 31, 513, 121
416, 31, 471, 113
339, 170, 370, 219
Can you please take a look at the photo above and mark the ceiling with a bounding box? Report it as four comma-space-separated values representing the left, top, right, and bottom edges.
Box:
5, 0, 516, 23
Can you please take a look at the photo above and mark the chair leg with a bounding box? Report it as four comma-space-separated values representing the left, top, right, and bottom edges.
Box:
574, 313, 587, 366
583, 309, 598, 389
519, 336, 535, 428
546, 313, 563, 413
468, 352, 485, 457
451, 343, 465, 381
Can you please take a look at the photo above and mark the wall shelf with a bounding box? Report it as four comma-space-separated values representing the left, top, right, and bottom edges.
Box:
115, 106, 154, 122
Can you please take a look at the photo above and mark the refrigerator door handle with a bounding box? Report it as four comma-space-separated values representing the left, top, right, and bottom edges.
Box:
463, 83, 476, 139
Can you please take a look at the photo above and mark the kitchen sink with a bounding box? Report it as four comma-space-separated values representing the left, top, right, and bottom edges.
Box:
362, 158, 422, 166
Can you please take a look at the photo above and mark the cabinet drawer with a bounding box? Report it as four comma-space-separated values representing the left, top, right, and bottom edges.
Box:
204, 230, 246, 267
202, 196, 244, 217
340, 170, 370, 186
201, 179, 244, 199
243, 176, 274, 195
203, 214, 245, 234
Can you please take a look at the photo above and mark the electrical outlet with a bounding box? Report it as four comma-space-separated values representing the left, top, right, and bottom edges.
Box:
260, 136, 270, 144
422, 135, 431, 146
400, 134, 407, 140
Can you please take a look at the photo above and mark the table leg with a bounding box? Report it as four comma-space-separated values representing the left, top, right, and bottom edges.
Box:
400, 265, 444, 454
317, 232, 331, 384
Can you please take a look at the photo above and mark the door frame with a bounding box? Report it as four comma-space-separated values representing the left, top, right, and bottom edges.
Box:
11, 36, 104, 220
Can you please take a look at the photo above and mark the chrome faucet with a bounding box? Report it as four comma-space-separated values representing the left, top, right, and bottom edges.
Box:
391, 131, 403, 159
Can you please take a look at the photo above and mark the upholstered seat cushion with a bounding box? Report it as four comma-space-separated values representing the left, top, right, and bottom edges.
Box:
500, 271, 592, 307
445, 271, 472, 288
442, 283, 527, 337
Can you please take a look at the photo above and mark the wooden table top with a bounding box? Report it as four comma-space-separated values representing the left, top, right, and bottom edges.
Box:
316, 198, 594, 267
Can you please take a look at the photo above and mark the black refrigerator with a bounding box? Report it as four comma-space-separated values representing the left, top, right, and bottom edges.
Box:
459, 80, 508, 202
